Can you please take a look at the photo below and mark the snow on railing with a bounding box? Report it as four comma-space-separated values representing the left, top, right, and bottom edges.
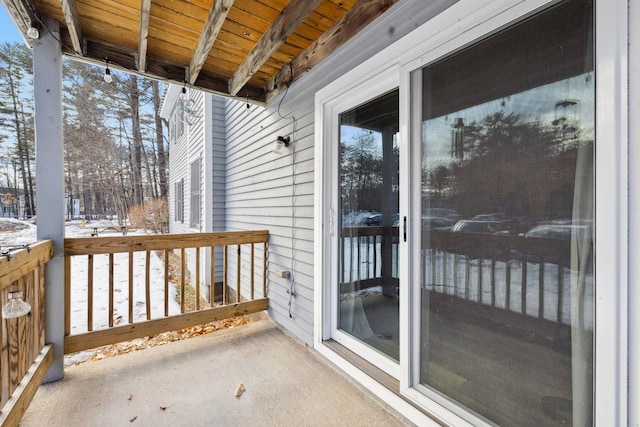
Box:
0, 240, 54, 425
63, 231, 269, 354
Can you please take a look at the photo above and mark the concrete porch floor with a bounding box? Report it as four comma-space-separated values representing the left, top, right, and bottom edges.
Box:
20, 318, 409, 426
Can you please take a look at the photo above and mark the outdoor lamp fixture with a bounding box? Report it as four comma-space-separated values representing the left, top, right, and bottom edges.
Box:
104, 60, 113, 83
2, 291, 31, 319
272, 135, 291, 155
26, 20, 39, 39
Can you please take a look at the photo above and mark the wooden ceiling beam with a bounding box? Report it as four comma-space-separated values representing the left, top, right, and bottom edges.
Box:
188, 0, 235, 85
3, 0, 32, 39
60, 0, 83, 55
69, 36, 266, 103
137, 0, 152, 71
265, 0, 399, 103
228, 0, 322, 96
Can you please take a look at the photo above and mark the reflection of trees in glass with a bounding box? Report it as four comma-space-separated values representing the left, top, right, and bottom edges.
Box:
340, 130, 381, 213
340, 129, 399, 215
426, 111, 591, 226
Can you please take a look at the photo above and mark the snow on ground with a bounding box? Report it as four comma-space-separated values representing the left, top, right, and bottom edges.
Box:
0, 219, 180, 365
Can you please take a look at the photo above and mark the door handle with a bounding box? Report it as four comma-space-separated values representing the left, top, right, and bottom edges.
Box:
403, 216, 407, 242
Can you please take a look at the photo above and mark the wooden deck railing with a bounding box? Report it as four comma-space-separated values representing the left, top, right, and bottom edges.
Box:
0, 241, 54, 426
64, 231, 269, 354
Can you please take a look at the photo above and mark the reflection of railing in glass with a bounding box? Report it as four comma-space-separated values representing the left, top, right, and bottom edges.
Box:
339, 226, 399, 293
339, 226, 593, 329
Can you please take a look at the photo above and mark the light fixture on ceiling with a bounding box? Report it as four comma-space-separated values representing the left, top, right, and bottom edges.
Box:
103, 59, 113, 83
272, 136, 291, 155
2, 291, 31, 318
27, 20, 39, 39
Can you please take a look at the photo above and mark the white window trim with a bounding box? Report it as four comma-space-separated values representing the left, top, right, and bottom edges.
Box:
315, 0, 627, 424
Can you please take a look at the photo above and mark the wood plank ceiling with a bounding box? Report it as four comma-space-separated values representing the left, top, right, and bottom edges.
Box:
2, 0, 399, 104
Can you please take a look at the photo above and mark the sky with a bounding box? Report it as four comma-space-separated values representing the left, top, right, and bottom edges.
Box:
0, 5, 24, 44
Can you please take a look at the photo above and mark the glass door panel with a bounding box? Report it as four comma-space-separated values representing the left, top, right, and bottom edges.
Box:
338, 89, 400, 362
413, 0, 594, 425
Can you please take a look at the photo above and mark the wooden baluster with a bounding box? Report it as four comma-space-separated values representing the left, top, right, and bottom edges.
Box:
39, 263, 46, 348
263, 242, 267, 298
109, 254, 114, 327
251, 243, 255, 300
164, 249, 169, 317
210, 246, 215, 305
88, 254, 93, 332
18, 278, 28, 382
223, 245, 228, 304
64, 256, 71, 337
1, 289, 9, 408
145, 251, 151, 320
180, 248, 186, 313
128, 252, 134, 323
196, 247, 200, 310
236, 245, 241, 303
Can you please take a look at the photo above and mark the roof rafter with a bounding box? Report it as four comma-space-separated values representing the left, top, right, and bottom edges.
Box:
137, 0, 152, 71
74, 36, 266, 102
188, 0, 235, 85
265, 0, 399, 103
3, 0, 33, 40
59, 0, 83, 55
228, 0, 323, 96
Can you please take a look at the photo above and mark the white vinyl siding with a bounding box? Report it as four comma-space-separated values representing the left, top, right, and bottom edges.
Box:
223, 96, 315, 344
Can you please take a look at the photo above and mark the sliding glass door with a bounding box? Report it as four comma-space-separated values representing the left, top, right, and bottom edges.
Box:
335, 88, 401, 374
410, 0, 594, 425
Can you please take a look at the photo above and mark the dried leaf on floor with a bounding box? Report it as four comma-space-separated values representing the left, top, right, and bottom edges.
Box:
234, 383, 245, 397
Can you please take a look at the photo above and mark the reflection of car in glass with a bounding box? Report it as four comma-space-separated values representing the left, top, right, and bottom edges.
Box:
451, 220, 502, 234
522, 222, 592, 267
422, 216, 456, 230
365, 214, 382, 226
525, 223, 591, 239
365, 213, 399, 226
471, 213, 504, 221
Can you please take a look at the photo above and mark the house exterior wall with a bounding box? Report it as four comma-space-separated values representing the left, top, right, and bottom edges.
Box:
219, 0, 457, 348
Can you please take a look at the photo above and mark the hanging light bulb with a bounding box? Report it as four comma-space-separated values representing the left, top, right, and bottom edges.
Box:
27, 20, 39, 39
104, 60, 113, 83
2, 291, 31, 318
180, 85, 188, 101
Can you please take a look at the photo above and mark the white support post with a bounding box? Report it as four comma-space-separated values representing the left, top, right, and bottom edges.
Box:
629, 0, 639, 424
33, 17, 65, 382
